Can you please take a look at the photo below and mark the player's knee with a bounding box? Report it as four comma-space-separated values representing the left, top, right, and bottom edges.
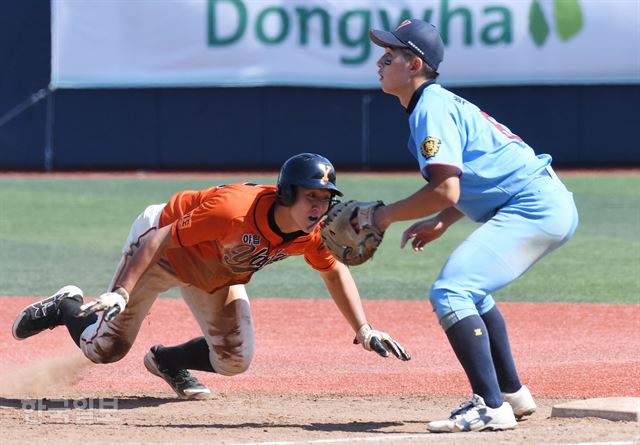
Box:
82, 338, 133, 364
209, 342, 254, 376
210, 353, 253, 376
430, 278, 480, 302
429, 282, 473, 330
429, 281, 457, 305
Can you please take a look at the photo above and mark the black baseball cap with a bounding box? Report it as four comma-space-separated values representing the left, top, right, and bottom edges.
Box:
369, 19, 444, 71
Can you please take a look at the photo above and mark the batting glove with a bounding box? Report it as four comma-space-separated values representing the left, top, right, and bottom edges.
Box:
77, 287, 129, 322
355, 324, 411, 361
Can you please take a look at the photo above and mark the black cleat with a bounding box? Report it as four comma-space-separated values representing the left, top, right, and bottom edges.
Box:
144, 345, 212, 400
12, 285, 84, 340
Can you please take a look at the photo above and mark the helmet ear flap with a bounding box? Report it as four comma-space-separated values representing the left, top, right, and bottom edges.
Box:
277, 184, 296, 206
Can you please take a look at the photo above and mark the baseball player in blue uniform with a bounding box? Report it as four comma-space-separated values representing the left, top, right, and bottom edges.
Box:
368, 19, 579, 432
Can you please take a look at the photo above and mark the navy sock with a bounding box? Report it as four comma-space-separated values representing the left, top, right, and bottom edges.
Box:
59, 298, 97, 347
481, 306, 522, 393
445, 315, 503, 408
155, 337, 215, 374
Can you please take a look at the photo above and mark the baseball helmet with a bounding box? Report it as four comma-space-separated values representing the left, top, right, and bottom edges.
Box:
276, 153, 343, 206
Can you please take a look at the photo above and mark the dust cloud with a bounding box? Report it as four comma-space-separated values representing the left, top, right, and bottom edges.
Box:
0, 353, 91, 397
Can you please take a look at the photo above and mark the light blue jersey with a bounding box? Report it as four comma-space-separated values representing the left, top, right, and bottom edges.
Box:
404, 81, 578, 330
407, 83, 551, 222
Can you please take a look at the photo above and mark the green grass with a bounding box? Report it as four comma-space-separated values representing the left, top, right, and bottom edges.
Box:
0, 172, 637, 303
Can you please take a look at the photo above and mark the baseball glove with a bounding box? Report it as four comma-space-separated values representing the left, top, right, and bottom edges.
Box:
320, 200, 385, 266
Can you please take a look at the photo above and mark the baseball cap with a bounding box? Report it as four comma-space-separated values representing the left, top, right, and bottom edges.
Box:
369, 19, 444, 71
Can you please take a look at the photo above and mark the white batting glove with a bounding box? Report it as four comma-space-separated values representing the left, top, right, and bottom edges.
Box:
355, 324, 411, 361
77, 287, 129, 322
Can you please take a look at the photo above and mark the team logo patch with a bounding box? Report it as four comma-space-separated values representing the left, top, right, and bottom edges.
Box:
474, 328, 483, 337
320, 164, 331, 183
397, 20, 412, 30
420, 136, 441, 159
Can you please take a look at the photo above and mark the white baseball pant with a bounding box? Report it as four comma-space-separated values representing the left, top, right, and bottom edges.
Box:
79, 204, 255, 376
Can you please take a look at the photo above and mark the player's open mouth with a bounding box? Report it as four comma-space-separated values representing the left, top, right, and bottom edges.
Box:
305, 215, 320, 230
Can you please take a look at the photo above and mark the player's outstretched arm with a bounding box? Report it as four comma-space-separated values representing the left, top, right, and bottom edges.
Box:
78, 224, 176, 321
319, 262, 411, 361
354, 323, 411, 361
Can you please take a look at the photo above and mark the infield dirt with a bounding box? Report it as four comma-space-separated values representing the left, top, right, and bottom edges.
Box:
1, 298, 638, 444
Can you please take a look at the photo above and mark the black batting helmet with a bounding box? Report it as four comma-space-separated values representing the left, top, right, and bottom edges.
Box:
276, 153, 343, 206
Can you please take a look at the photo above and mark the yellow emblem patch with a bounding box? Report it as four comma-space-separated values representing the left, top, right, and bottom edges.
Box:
420, 136, 441, 159
474, 328, 483, 336
320, 164, 331, 183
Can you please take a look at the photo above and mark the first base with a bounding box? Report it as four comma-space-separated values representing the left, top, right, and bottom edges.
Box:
551, 397, 640, 422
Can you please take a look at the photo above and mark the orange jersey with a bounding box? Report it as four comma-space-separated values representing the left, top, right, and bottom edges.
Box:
159, 183, 337, 293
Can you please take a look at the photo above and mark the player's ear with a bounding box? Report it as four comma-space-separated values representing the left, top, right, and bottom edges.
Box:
409, 56, 423, 74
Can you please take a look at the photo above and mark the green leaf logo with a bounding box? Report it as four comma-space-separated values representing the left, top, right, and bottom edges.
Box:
529, 0, 550, 46
529, 0, 584, 47
555, 0, 584, 41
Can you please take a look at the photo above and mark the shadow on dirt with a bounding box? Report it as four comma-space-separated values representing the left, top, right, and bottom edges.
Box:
0, 396, 189, 410
135, 420, 407, 433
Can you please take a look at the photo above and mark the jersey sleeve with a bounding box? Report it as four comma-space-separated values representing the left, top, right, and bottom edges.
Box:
303, 232, 337, 272
409, 98, 463, 180
171, 188, 237, 247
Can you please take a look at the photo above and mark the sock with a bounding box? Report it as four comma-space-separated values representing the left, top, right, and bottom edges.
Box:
155, 337, 215, 374
445, 315, 503, 408
481, 305, 522, 394
59, 298, 97, 347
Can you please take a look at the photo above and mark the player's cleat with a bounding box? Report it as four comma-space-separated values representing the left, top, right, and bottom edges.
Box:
427, 394, 517, 433
12, 285, 84, 341
144, 345, 211, 400
503, 385, 537, 419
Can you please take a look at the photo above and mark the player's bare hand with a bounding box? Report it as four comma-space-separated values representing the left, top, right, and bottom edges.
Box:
354, 324, 411, 361
400, 218, 446, 251
77, 288, 129, 322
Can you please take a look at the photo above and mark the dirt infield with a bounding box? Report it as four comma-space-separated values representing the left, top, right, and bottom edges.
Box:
1, 298, 639, 445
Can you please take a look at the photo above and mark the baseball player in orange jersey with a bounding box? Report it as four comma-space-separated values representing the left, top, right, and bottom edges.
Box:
12, 153, 410, 399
